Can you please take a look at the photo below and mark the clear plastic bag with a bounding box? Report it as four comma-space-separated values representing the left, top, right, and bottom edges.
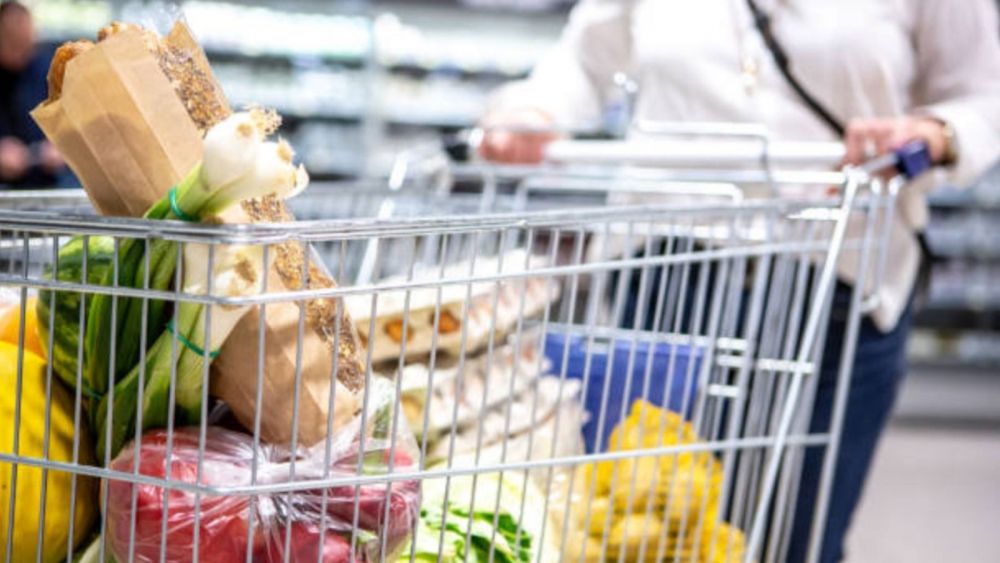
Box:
104, 380, 420, 563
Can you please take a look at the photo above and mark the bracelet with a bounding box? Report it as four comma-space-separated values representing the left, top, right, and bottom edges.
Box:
939, 120, 958, 167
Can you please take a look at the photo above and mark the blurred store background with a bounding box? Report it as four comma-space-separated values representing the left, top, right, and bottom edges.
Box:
10, 1, 1000, 559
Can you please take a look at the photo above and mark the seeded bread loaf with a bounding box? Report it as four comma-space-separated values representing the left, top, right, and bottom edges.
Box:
45, 22, 368, 446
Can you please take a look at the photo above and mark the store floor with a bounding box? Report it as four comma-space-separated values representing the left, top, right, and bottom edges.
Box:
844, 367, 1000, 563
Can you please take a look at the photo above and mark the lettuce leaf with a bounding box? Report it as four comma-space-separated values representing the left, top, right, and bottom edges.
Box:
400, 473, 539, 562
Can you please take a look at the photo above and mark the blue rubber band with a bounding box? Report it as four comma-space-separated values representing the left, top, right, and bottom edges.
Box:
168, 186, 197, 222
166, 319, 219, 359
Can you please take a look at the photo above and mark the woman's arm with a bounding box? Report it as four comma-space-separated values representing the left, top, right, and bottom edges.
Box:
843, 0, 999, 183
909, 0, 1000, 184
480, 0, 634, 163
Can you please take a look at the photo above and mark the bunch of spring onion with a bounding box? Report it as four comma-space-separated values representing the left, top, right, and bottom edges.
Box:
79, 109, 308, 458
96, 242, 266, 458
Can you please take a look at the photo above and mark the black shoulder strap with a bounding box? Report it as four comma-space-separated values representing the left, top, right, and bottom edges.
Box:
745, 0, 846, 137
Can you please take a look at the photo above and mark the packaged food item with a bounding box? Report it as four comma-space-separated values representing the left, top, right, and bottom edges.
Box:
398, 340, 545, 439
397, 338, 585, 549
347, 249, 558, 364
424, 375, 584, 462
0, 343, 97, 563
32, 21, 222, 217
34, 108, 315, 459
104, 379, 420, 563
32, 21, 367, 448
211, 204, 366, 448
396, 338, 584, 462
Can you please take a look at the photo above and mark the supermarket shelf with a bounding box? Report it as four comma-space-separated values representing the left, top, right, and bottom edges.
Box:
40, 38, 528, 80
205, 47, 367, 68
384, 61, 529, 79
908, 329, 1000, 370
385, 113, 477, 129
301, 159, 365, 179
207, 47, 531, 78
914, 307, 1000, 331
926, 228, 1000, 260
892, 364, 1000, 425
925, 247, 1000, 261
908, 357, 1000, 373
914, 160, 1000, 369
923, 295, 1000, 310
227, 106, 476, 129
927, 190, 1000, 211
41, 34, 371, 70
373, 0, 574, 14
273, 108, 365, 124
928, 162, 1000, 209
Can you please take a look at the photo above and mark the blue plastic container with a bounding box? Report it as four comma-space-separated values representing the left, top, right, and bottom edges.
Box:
544, 329, 702, 452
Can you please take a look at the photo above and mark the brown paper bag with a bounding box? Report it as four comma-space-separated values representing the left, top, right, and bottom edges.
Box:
31, 20, 365, 447
212, 200, 364, 447
31, 26, 202, 216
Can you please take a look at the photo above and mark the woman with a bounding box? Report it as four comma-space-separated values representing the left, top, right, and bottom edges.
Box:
479, 1, 1000, 562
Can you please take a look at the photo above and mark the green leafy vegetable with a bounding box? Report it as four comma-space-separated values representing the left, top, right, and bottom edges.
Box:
39, 110, 307, 459
95, 242, 265, 459
399, 469, 557, 563
84, 109, 307, 404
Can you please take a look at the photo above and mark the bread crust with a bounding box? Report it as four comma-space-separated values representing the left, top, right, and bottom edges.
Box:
46, 40, 94, 102
238, 195, 367, 392
43, 20, 366, 418
47, 22, 230, 131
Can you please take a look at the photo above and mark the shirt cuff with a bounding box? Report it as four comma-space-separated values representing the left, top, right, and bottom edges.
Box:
915, 100, 1000, 187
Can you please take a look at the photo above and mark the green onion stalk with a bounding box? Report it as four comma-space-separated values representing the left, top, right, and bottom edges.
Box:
83, 110, 306, 406
96, 241, 267, 459
73, 109, 307, 454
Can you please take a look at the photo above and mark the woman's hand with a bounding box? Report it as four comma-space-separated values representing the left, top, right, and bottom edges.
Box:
478, 108, 559, 164
0, 137, 30, 181
843, 116, 952, 166
39, 141, 65, 174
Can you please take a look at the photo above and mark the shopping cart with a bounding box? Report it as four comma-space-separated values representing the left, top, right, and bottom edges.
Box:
0, 127, 927, 563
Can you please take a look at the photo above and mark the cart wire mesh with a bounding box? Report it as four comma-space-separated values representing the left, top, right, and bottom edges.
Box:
0, 137, 911, 563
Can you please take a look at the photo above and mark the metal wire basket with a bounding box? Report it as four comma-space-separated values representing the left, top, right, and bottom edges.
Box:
0, 129, 922, 563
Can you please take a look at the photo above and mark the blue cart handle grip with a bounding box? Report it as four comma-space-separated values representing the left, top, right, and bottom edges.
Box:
894, 140, 932, 180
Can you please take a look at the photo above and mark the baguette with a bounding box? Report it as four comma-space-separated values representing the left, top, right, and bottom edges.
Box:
45, 21, 368, 445
46, 40, 93, 102
47, 22, 230, 132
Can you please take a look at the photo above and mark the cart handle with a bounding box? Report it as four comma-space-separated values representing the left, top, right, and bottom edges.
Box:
543, 138, 932, 180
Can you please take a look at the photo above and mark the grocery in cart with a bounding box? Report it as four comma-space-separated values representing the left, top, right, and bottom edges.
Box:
0, 18, 931, 563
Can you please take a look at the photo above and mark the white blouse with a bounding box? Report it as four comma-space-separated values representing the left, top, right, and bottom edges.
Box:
493, 0, 1000, 331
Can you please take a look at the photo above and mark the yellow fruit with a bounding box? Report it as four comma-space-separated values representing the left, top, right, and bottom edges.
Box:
0, 343, 96, 563
590, 401, 749, 563
607, 513, 666, 559
578, 534, 605, 563
0, 296, 45, 359
586, 496, 614, 535
575, 459, 621, 497
699, 522, 747, 563
622, 400, 698, 446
